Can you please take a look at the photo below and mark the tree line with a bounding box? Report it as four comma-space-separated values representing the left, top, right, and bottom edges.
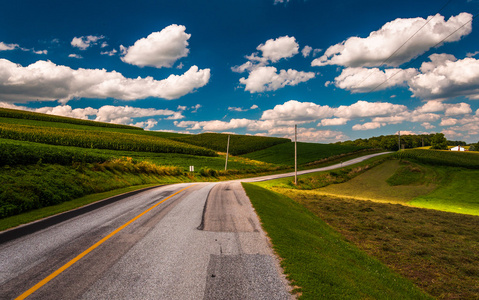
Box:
335, 133, 471, 151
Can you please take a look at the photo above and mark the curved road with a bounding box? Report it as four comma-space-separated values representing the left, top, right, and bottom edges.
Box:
0, 152, 389, 299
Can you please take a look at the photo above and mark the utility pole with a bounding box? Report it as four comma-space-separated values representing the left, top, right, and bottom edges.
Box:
225, 134, 230, 171
294, 124, 297, 185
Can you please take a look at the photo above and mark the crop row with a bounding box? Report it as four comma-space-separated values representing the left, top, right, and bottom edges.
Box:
393, 149, 479, 169
0, 123, 217, 157
0, 138, 112, 166
173, 133, 291, 155
0, 107, 142, 130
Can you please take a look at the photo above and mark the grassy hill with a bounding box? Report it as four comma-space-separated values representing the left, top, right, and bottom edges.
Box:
172, 132, 291, 155
242, 141, 367, 165
249, 150, 479, 298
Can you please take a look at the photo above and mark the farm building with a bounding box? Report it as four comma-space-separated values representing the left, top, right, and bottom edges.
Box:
450, 146, 466, 151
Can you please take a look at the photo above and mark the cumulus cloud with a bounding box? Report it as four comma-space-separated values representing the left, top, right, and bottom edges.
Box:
257, 36, 299, 63
121, 25, 190, 68
408, 54, 479, 100
352, 122, 384, 131
335, 100, 408, 119
422, 122, 435, 129
261, 100, 334, 122
318, 118, 349, 126
71, 35, 105, 50
302, 46, 313, 57
240, 66, 315, 93
0, 59, 210, 103
444, 102, 472, 116
334, 67, 418, 93
232, 35, 300, 73
269, 126, 347, 143
312, 13, 472, 68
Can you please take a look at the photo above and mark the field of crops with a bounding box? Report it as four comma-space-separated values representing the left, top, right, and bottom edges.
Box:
393, 149, 479, 169
172, 133, 290, 155
242, 142, 367, 165
0, 107, 141, 130
0, 123, 217, 156
0, 138, 113, 166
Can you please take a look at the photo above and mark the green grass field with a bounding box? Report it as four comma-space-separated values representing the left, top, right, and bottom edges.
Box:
243, 183, 431, 299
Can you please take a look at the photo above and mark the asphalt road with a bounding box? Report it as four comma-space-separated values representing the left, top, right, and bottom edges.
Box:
0, 183, 291, 299
0, 152, 390, 299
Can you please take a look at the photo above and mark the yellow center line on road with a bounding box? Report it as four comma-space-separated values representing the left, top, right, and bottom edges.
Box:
15, 184, 196, 300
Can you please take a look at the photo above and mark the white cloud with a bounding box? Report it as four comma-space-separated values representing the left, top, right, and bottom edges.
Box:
440, 118, 458, 126
94, 105, 178, 124
132, 119, 158, 130
0, 59, 210, 103
257, 36, 299, 63
302, 45, 313, 57
268, 126, 347, 143
240, 66, 315, 93
68, 54, 83, 59
416, 100, 445, 113
312, 13, 472, 67
318, 118, 349, 126
335, 100, 408, 119
101, 49, 118, 56
228, 104, 259, 112
33, 50, 48, 55
71, 35, 105, 50
191, 104, 202, 113
421, 122, 435, 129
121, 25, 190, 68
352, 122, 384, 130
232, 35, 300, 73
408, 54, 479, 100
444, 102, 472, 116
228, 107, 247, 112
334, 67, 418, 93
261, 100, 334, 122
0, 42, 19, 51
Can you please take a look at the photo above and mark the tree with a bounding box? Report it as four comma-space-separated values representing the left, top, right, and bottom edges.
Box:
430, 133, 448, 150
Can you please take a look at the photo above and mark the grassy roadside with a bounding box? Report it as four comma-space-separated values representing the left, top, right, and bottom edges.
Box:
280, 191, 479, 299
242, 183, 431, 299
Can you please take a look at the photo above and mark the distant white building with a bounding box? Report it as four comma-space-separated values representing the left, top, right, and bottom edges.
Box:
450, 146, 466, 151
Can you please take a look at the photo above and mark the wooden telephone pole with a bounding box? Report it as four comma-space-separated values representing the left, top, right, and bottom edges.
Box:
225, 134, 230, 171
295, 125, 297, 185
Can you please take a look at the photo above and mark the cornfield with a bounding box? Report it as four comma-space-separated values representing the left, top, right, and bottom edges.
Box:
0, 123, 217, 157
393, 149, 479, 169
0, 107, 141, 130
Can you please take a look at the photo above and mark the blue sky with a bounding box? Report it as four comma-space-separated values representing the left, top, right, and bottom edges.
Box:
1, 0, 478, 143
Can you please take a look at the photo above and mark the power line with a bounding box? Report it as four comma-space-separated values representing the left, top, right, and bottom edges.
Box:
365, 11, 478, 97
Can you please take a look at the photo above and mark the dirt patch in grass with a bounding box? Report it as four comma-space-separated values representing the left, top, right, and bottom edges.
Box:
277, 188, 479, 299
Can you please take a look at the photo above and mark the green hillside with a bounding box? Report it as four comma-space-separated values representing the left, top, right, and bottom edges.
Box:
172, 132, 290, 155
0, 107, 141, 130
242, 142, 367, 165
